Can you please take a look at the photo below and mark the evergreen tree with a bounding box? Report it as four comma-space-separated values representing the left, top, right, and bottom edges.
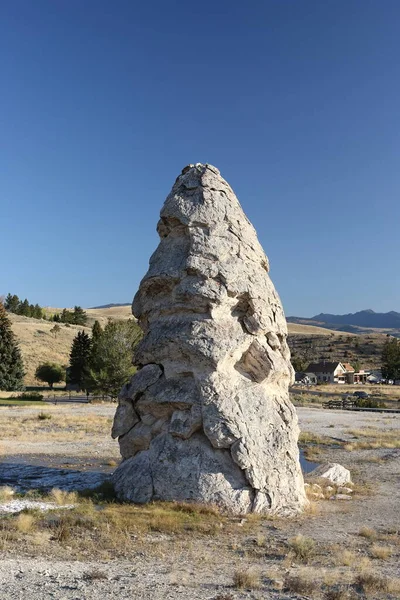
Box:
91, 319, 103, 339
4, 294, 44, 319
60, 308, 71, 323
68, 330, 92, 390
86, 319, 142, 398
91, 320, 103, 344
33, 304, 43, 319
381, 337, 400, 382
0, 302, 25, 390
5, 293, 20, 313
72, 306, 87, 326
19, 299, 30, 316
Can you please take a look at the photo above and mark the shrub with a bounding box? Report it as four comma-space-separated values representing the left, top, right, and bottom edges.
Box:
370, 545, 392, 560
18, 392, 44, 401
37, 412, 51, 420
233, 567, 261, 589
354, 398, 386, 409
288, 534, 315, 562
355, 570, 390, 594
35, 362, 65, 389
284, 572, 318, 595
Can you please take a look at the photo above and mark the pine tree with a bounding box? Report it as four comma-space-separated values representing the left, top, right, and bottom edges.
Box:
61, 308, 72, 323
72, 306, 87, 326
33, 304, 43, 319
4, 294, 20, 313
91, 320, 103, 343
68, 331, 92, 391
19, 299, 30, 316
0, 302, 25, 390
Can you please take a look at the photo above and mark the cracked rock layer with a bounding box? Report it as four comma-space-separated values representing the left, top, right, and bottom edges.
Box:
112, 163, 307, 514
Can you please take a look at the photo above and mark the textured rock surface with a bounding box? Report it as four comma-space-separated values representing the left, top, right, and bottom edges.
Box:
308, 463, 352, 486
112, 163, 307, 514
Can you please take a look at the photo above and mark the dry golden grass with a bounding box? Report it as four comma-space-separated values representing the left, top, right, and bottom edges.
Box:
370, 544, 393, 560
85, 305, 132, 326
8, 306, 133, 386
335, 549, 357, 567
0, 486, 15, 502
359, 526, 377, 540
322, 383, 400, 399
299, 432, 334, 445
0, 495, 256, 561
0, 412, 113, 442
345, 427, 400, 450
49, 488, 78, 505
354, 569, 400, 595
232, 567, 261, 590
288, 534, 316, 562
287, 324, 343, 336
284, 569, 319, 595
9, 312, 92, 386
15, 513, 36, 534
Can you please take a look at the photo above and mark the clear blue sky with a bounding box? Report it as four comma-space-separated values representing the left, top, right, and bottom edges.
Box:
1, 0, 399, 317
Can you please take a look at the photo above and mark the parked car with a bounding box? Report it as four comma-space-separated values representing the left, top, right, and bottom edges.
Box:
353, 391, 369, 399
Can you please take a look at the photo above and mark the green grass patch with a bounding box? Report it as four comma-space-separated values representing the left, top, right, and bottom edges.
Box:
0, 399, 45, 406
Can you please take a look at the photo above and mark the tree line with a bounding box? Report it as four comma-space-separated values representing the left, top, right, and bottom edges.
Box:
4, 293, 45, 319
50, 306, 88, 326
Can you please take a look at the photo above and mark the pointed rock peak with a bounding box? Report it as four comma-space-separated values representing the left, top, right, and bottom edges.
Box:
112, 164, 307, 515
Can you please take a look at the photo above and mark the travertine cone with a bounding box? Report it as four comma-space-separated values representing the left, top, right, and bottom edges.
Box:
112, 163, 307, 514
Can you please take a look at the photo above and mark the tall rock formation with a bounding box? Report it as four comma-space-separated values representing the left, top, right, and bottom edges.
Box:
112, 163, 307, 514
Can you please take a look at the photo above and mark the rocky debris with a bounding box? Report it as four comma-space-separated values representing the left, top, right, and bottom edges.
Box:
329, 494, 352, 501
308, 463, 352, 486
112, 163, 307, 514
0, 500, 75, 514
337, 486, 353, 494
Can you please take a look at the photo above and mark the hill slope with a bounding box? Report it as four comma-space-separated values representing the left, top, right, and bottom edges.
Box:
8, 303, 388, 388
9, 313, 91, 386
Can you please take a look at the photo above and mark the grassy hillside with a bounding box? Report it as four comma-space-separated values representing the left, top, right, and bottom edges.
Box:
287, 329, 386, 371
9, 306, 134, 386
9, 313, 92, 386
8, 304, 387, 387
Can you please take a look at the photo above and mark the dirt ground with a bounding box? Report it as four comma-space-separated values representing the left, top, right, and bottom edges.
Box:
0, 403, 399, 599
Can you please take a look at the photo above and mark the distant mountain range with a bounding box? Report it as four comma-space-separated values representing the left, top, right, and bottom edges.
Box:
288, 309, 400, 334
